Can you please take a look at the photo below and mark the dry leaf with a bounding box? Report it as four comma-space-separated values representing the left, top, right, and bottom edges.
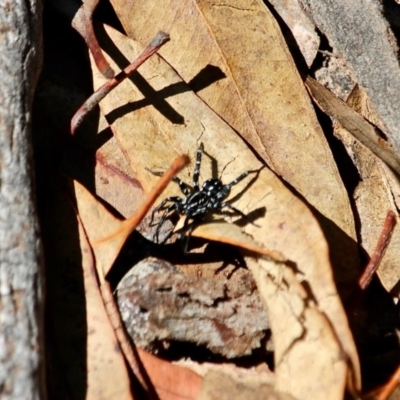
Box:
247, 257, 352, 398
73, 180, 126, 277
305, 77, 400, 175
267, 0, 320, 67
137, 348, 203, 400
199, 370, 297, 400
90, 25, 360, 398
109, 0, 359, 284
75, 213, 134, 400
177, 359, 275, 385
42, 179, 133, 399
94, 133, 146, 218
306, 78, 400, 294
331, 85, 400, 295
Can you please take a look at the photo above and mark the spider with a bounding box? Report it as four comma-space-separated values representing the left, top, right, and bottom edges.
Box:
149, 143, 258, 252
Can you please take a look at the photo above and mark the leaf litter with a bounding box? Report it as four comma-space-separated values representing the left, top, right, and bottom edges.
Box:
71, 23, 361, 399
37, 0, 400, 399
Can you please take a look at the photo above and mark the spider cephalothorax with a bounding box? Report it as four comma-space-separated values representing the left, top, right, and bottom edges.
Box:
149, 143, 257, 251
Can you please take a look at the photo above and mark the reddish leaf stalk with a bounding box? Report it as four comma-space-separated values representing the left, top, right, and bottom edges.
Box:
93, 154, 189, 246
358, 210, 397, 290
376, 364, 400, 400
71, 31, 170, 134
71, 0, 115, 79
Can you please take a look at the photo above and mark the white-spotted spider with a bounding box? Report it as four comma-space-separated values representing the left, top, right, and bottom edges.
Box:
149, 143, 259, 252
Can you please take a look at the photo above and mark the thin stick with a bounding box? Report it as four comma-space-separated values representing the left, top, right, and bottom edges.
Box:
71, 0, 114, 79
358, 210, 397, 290
93, 154, 189, 246
71, 31, 170, 134
74, 208, 149, 391
100, 280, 150, 392
376, 364, 400, 400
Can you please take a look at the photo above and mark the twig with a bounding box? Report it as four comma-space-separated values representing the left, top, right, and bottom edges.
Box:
71, 31, 170, 134
358, 210, 397, 290
100, 280, 151, 392
71, 0, 115, 79
93, 154, 189, 252
377, 364, 400, 400
365, 364, 400, 400
74, 207, 150, 393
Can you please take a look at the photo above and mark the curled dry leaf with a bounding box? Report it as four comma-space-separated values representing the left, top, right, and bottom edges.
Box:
327, 84, 400, 295
43, 179, 132, 399
137, 348, 202, 400
247, 257, 352, 398
199, 370, 297, 400
75, 213, 134, 400
109, 0, 359, 287
90, 25, 360, 398
305, 77, 400, 175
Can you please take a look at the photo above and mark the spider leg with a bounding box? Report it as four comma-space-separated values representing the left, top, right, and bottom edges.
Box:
174, 177, 191, 196
193, 143, 204, 191
217, 171, 250, 200
150, 196, 182, 225
179, 216, 196, 254
146, 168, 191, 196
153, 201, 181, 243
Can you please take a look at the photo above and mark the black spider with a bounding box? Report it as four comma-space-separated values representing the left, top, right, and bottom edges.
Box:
149, 143, 257, 252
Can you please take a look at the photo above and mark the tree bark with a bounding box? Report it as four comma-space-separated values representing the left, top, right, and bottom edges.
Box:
299, 0, 400, 154
0, 0, 44, 399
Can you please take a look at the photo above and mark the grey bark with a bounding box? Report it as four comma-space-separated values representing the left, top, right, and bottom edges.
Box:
299, 0, 400, 156
0, 1, 44, 399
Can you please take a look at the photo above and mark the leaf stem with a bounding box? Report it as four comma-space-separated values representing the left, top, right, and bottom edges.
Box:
71, 31, 170, 134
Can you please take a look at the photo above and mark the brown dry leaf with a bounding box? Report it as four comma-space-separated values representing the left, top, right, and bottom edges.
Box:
305, 77, 400, 175
109, 0, 359, 284
94, 133, 146, 218
75, 212, 133, 400
93, 114, 146, 218
199, 370, 297, 400
176, 359, 275, 385
246, 257, 352, 398
193, 221, 286, 262
91, 25, 360, 398
73, 180, 126, 277
137, 348, 203, 400
43, 178, 133, 399
332, 86, 400, 295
